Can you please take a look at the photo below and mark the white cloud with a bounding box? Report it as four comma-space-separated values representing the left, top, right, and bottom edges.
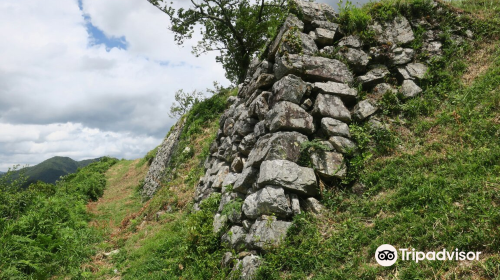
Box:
0, 0, 229, 170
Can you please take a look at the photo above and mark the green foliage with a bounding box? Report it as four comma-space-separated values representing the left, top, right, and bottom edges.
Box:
116, 193, 232, 279
148, 0, 287, 83
136, 145, 159, 167
337, 0, 372, 38
169, 89, 205, 119
0, 157, 117, 279
221, 198, 243, 217
298, 139, 333, 167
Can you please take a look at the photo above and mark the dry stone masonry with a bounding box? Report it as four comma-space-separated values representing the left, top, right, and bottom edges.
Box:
172, 0, 470, 277
142, 119, 186, 198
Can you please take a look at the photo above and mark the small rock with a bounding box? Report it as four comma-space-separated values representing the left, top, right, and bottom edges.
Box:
310, 149, 347, 179
352, 182, 366, 196
270, 74, 309, 106
321, 117, 350, 138
356, 67, 390, 88
312, 93, 351, 123
245, 216, 292, 251
337, 48, 370, 74
338, 35, 363, 48
373, 83, 396, 95
303, 197, 324, 214
390, 47, 414, 65
400, 80, 422, 98
313, 81, 358, 103
352, 100, 378, 121
242, 186, 292, 219
369, 16, 414, 45
313, 28, 336, 46
222, 226, 247, 250
233, 166, 259, 194
329, 136, 357, 154
257, 160, 318, 196
221, 252, 233, 267
213, 213, 228, 234
265, 101, 315, 135
301, 98, 313, 110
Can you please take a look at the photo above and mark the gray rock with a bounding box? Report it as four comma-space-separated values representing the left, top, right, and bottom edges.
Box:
280, 30, 319, 56
223, 118, 236, 136
234, 255, 262, 280
231, 157, 244, 173
242, 186, 292, 219
245, 216, 292, 251
303, 197, 324, 214
235, 118, 258, 137
314, 81, 358, 103
222, 173, 239, 191
289, 193, 301, 215
356, 67, 390, 88
337, 48, 370, 73
265, 101, 315, 135
338, 35, 363, 48
238, 133, 257, 156
246, 131, 308, 167
219, 191, 245, 212
142, 119, 186, 198
352, 182, 366, 196
405, 63, 428, 80
301, 98, 313, 110
233, 167, 259, 194
239, 73, 275, 99
248, 93, 270, 121
253, 121, 267, 138
329, 136, 357, 154
373, 83, 396, 95
370, 16, 414, 45
222, 226, 247, 250
311, 20, 339, 31
274, 54, 353, 83
221, 252, 233, 267
213, 213, 228, 234
257, 160, 318, 196
390, 47, 414, 65
310, 149, 346, 179
321, 117, 350, 138
268, 14, 304, 61
313, 28, 336, 46
352, 100, 378, 121
270, 74, 309, 106
289, 0, 337, 23
212, 166, 230, 189
242, 220, 252, 231
401, 80, 422, 98
423, 41, 443, 57
312, 93, 351, 123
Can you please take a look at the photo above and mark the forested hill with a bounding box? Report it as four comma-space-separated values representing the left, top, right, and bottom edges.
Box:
4, 156, 101, 187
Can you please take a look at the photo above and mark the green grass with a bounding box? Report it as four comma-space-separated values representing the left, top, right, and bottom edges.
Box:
0, 157, 118, 279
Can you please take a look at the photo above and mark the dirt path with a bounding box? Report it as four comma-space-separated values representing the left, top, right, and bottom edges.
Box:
83, 159, 149, 279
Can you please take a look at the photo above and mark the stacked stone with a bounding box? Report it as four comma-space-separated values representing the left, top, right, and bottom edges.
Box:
191, 0, 468, 277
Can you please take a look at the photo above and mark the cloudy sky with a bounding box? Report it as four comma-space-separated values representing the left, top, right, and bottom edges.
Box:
0, 0, 370, 171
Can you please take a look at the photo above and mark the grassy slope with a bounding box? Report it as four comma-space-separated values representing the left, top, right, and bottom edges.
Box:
84, 1, 500, 279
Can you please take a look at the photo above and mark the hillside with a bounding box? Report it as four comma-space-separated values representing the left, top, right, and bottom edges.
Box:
7, 156, 101, 188
2, 0, 500, 279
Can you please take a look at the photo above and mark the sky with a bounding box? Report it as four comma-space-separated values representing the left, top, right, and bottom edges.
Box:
0, 0, 371, 171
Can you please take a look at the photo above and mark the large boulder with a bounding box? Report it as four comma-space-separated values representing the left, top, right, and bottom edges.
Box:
369, 16, 414, 45
313, 81, 358, 103
245, 216, 292, 251
274, 54, 353, 83
400, 80, 423, 98
279, 30, 319, 56
242, 186, 292, 219
233, 166, 259, 194
312, 93, 351, 123
321, 118, 351, 138
352, 100, 378, 121
356, 66, 390, 88
310, 148, 346, 179
270, 74, 310, 107
233, 255, 262, 280
337, 48, 370, 74
222, 226, 247, 250
289, 0, 337, 23
265, 101, 315, 135
246, 131, 308, 167
268, 14, 305, 61
257, 160, 318, 196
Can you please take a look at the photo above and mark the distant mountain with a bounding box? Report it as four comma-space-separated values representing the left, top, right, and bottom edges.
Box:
0, 171, 4, 175
4, 156, 101, 188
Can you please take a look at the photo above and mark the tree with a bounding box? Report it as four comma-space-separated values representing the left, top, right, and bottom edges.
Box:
148, 0, 288, 84
169, 89, 205, 118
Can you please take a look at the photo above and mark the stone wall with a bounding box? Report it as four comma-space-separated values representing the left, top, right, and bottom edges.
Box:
171, 0, 470, 277
142, 118, 186, 198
